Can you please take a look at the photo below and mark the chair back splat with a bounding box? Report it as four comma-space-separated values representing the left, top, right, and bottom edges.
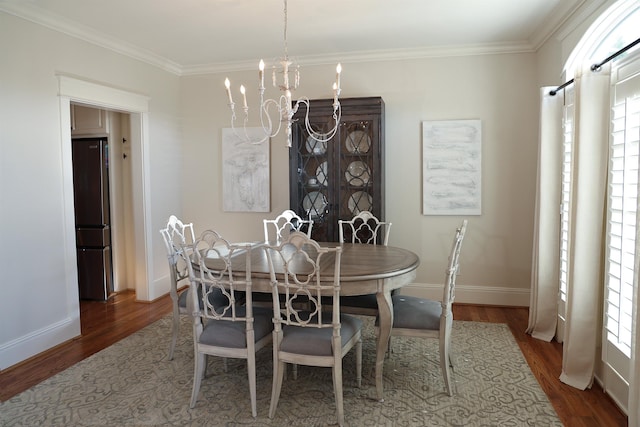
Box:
258, 209, 313, 307
337, 211, 392, 316
159, 215, 196, 360
338, 210, 391, 245
185, 230, 273, 417
265, 232, 362, 426
263, 209, 313, 242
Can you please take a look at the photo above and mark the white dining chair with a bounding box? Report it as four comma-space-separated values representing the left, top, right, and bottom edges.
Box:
338, 210, 391, 245
159, 215, 197, 360
378, 220, 467, 396
259, 209, 315, 313
185, 230, 273, 417
263, 209, 313, 242
265, 232, 362, 427
338, 211, 392, 317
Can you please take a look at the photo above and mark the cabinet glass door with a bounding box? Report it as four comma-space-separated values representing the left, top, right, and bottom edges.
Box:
290, 119, 336, 241
290, 97, 384, 242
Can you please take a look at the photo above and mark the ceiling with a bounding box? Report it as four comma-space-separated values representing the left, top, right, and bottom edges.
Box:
0, 0, 592, 75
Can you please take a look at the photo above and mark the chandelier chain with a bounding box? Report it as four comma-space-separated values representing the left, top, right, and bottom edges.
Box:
283, 0, 289, 59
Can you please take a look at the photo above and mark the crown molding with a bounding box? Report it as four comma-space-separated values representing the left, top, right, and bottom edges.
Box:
529, 0, 588, 49
1, 1, 548, 77
0, 1, 182, 75
555, 0, 610, 42
181, 41, 537, 76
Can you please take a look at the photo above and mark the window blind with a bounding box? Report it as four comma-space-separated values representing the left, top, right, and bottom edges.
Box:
559, 89, 574, 318
605, 70, 640, 359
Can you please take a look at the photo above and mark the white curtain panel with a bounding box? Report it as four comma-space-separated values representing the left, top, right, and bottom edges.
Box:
527, 87, 563, 341
559, 62, 611, 390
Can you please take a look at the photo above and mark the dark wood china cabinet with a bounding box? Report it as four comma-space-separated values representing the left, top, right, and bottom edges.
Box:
289, 97, 385, 242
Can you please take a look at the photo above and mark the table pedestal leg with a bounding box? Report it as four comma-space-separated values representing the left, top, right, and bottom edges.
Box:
375, 286, 393, 402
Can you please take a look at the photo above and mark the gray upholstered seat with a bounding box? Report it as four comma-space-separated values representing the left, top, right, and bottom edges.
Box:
379, 220, 467, 396
280, 312, 362, 356
199, 306, 273, 348
390, 295, 441, 330
186, 230, 273, 418
266, 232, 362, 427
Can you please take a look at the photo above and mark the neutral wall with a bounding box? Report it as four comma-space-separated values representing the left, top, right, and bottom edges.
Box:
181, 52, 540, 306
0, 12, 182, 369
0, 0, 615, 370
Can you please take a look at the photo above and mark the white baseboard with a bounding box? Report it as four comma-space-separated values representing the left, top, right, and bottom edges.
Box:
400, 283, 530, 307
150, 274, 172, 302
0, 316, 80, 371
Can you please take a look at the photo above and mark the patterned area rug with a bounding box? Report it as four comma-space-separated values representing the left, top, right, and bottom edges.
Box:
1, 316, 561, 426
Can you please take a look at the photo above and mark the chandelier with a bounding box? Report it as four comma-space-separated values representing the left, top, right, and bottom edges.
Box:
223, 0, 342, 148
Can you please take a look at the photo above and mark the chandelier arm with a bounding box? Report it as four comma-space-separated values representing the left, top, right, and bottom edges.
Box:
259, 99, 275, 137
228, 99, 270, 145
297, 98, 341, 143
242, 117, 270, 145
242, 108, 250, 129
229, 119, 271, 145
228, 102, 237, 124
261, 98, 283, 138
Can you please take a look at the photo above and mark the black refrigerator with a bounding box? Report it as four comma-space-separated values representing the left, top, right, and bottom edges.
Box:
72, 137, 113, 301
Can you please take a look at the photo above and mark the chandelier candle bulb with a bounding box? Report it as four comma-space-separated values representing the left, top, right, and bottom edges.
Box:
336, 63, 342, 90
224, 78, 233, 104
259, 60, 265, 90
240, 85, 248, 110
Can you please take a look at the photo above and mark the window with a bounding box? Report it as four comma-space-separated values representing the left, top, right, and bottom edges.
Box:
564, 1, 640, 80
559, 89, 574, 326
560, 0, 640, 405
605, 76, 640, 359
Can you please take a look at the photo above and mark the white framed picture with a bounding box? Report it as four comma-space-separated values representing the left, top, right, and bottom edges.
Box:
222, 128, 270, 212
422, 120, 481, 215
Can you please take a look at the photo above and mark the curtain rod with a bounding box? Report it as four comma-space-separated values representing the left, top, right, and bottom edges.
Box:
549, 37, 640, 96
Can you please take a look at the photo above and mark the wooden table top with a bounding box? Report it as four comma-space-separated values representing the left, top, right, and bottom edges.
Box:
205, 241, 418, 279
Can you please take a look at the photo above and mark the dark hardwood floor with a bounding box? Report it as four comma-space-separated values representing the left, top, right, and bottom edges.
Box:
0, 291, 172, 402
0, 291, 628, 426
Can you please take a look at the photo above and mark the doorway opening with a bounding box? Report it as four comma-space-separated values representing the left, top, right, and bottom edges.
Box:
70, 104, 136, 299
58, 74, 152, 313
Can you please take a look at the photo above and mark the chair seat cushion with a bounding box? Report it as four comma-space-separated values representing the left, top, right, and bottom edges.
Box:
199, 306, 273, 348
390, 295, 442, 330
280, 313, 362, 356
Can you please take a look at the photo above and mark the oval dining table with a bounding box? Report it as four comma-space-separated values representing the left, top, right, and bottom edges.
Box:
203, 241, 420, 402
